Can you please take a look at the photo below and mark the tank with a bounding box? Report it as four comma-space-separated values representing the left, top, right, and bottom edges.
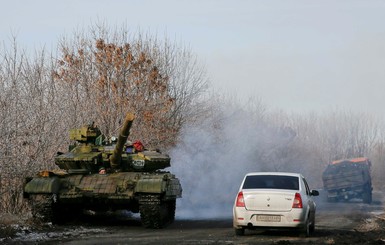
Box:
23, 113, 182, 228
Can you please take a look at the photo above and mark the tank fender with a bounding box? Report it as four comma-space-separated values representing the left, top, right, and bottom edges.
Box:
24, 177, 61, 194
135, 177, 166, 193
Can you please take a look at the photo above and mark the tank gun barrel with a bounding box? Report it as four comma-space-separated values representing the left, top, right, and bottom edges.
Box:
110, 113, 135, 170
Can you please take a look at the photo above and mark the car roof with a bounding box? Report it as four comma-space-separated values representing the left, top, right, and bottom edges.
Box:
245, 172, 303, 178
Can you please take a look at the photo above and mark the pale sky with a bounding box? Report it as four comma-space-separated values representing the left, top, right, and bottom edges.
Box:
2, 0, 385, 117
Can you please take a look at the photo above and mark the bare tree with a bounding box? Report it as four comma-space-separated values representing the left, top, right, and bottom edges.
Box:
54, 24, 210, 149
280, 110, 384, 187
0, 38, 66, 213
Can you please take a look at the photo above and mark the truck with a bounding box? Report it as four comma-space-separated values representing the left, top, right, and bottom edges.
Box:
23, 113, 182, 228
322, 157, 372, 203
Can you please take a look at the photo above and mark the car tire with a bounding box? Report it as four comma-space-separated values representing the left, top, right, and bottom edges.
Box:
309, 218, 315, 234
235, 228, 245, 236
300, 218, 310, 237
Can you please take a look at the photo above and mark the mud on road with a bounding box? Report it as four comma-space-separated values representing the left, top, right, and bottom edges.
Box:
2, 191, 385, 244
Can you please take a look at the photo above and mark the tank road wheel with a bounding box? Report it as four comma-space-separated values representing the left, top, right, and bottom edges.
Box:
30, 194, 55, 224
50, 204, 81, 225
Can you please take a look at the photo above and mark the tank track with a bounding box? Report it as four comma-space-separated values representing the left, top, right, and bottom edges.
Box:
29, 194, 83, 224
29, 194, 54, 223
139, 194, 176, 228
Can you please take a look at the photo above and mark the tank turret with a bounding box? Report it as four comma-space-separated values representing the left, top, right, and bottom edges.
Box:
54, 113, 170, 173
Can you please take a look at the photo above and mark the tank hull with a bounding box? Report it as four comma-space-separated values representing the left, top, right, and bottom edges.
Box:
24, 171, 182, 228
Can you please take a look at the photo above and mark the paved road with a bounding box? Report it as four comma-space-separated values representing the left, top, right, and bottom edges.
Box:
7, 191, 385, 244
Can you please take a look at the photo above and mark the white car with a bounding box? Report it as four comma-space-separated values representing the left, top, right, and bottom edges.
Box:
233, 172, 319, 236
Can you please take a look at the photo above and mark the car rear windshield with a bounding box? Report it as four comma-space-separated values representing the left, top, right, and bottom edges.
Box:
242, 175, 299, 190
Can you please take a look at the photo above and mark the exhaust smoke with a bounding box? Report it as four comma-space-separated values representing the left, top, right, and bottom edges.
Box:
170, 103, 293, 219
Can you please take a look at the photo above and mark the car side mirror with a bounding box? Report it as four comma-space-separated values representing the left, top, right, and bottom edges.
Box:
310, 190, 319, 196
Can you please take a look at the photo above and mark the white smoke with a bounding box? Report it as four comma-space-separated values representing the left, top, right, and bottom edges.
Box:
170, 102, 290, 219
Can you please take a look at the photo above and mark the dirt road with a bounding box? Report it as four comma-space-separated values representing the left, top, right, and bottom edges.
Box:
3, 191, 385, 244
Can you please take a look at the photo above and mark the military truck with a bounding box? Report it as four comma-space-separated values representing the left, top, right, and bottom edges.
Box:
322, 157, 372, 203
23, 113, 182, 228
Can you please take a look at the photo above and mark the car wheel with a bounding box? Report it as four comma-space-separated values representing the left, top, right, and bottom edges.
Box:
235, 228, 245, 236
300, 218, 310, 237
309, 217, 315, 234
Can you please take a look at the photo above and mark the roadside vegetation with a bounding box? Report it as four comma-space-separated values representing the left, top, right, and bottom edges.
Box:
1, 23, 385, 219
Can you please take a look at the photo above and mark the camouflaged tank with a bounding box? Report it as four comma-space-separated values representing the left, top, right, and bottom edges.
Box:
23, 113, 182, 228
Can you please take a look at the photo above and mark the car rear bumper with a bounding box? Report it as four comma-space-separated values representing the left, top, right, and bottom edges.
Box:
233, 207, 306, 229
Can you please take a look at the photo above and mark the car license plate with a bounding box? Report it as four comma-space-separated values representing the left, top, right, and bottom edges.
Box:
256, 215, 281, 222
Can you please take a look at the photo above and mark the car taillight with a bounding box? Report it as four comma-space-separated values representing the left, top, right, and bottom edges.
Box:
236, 191, 245, 207
292, 193, 303, 208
